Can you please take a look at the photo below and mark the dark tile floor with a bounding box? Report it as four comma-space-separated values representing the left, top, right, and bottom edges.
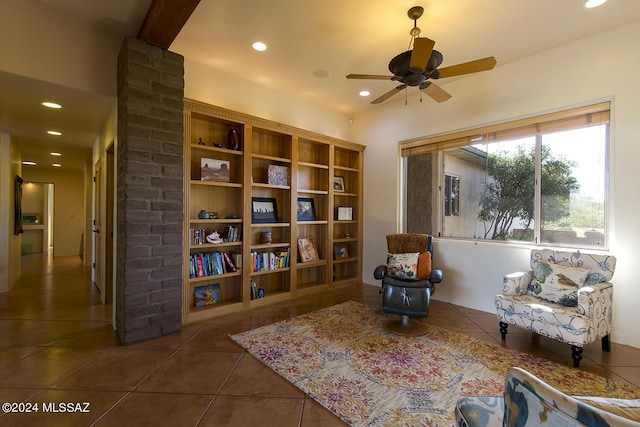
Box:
1, 254, 639, 426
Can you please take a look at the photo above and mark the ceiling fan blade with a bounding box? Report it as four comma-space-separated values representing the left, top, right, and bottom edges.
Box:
409, 37, 435, 71
436, 56, 497, 79
422, 82, 452, 103
346, 74, 393, 80
371, 85, 405, 104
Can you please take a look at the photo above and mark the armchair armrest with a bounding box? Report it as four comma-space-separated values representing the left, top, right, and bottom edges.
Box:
577, 281, 613, 317
505, 367, 637, 426
430, 268, 443, 284
373, 265, 387, 281
501, 271, 533, 295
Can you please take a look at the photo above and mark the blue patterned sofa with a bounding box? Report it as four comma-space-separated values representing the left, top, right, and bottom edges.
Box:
456, 367, 640, 426
495, 249, 616, 367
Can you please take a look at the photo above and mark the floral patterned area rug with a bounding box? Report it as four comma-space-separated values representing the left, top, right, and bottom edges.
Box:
229, 301, 640, 427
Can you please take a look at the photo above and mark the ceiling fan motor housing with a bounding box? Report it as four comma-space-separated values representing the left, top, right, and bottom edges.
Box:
388, 49, 443, 86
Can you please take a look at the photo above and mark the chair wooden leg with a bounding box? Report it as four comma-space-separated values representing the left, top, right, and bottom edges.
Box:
499, 322, 508, 341
602, 335, 611, 352
571, 345, 583, 368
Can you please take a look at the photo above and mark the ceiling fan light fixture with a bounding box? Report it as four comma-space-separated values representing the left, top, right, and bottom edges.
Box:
252, 41, 267, 51
359, 90, 370, 97
585, 0, 607, 8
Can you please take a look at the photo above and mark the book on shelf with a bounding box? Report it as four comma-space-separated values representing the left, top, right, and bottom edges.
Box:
221, 225, 241, 243
231, 253, 242, 270
194, 283, 220, 307
189, 252, 241, 278
250, 248, 290, 272
196, 256, 205, 278
222, 252, 237, 272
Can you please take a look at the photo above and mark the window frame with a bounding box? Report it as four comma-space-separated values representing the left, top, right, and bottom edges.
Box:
400, 101, 611, 250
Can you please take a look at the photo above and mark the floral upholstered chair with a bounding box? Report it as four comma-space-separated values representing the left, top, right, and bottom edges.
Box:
455, 367, 640, 427
495, 249, 616, 367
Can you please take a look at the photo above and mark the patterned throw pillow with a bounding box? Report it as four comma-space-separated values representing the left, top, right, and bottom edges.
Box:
386, 252, 420, 280
528, 261, 591, 307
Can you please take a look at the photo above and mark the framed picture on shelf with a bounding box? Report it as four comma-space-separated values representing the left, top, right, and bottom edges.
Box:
267, 165, 289, 186
333, 176, 345, 192
297, 197, 316, 221
194, 283, 220, 307
201, 158, 230, 182
251, 197, 278, 223
333, 243, 350, 259
336, 206, 353, 221
297, 236, 319, 262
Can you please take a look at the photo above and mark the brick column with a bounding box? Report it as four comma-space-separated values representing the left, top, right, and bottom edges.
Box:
116, 37, 184, 344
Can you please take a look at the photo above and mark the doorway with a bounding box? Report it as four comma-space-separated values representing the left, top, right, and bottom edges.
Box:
93, 143, 115, 305
20, 182, 54, 256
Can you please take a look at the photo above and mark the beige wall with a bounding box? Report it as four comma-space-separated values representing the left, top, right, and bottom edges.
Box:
354, 20, 640, 348
184, 59, 352, 141
20, 168, 86, 258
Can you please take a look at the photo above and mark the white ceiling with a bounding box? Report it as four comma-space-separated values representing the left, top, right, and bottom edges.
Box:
3, 0, 640, 173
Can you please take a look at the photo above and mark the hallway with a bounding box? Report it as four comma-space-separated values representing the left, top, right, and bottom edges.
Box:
0, 254, 113, 351
0, 254, 639, 426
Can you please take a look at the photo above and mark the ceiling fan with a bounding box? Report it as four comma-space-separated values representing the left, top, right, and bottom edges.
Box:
346, 6, 497, 104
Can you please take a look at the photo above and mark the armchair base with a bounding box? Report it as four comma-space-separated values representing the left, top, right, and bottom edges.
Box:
383, 315, 429, 336
499, 321, 610, 368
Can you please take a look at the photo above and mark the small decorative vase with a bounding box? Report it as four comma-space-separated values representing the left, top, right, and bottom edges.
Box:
198, 210, 210, 219
227, 128, 240, 150
260, 231, 272, 244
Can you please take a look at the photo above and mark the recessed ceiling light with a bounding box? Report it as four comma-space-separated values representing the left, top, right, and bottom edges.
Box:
312, 69, 330, 78
41, 101, 62, 109
22, 161, 37, 166
359, 90, 371, 97
52, 163, 62, 167
50, 152, 62, 156
252, 41, 267, 51
585, 0, 607, 8
47, 130, 62, 136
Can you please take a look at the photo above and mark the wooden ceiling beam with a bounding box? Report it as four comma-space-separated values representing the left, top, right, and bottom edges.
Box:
137, 0, 201, 49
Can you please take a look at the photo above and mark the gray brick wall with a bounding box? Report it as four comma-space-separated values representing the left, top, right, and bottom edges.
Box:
116, 37, 184, 344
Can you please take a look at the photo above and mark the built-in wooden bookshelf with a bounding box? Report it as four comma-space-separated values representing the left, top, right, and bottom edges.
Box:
182, 99, 365, 324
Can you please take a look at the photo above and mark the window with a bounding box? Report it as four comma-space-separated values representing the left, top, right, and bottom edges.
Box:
444, 174, 460, 216
402, 102, 609, 249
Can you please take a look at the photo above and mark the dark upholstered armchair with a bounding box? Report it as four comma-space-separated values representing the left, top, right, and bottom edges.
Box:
374, 233, 443, 336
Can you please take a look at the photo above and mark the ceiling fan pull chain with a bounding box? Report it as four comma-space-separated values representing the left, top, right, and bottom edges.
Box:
407, 35, 415, 51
